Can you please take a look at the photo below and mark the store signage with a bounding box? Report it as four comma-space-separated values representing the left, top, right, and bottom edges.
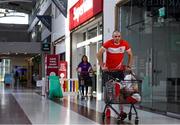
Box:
46, 54, 59, 76
69, 0, 103, 30
42, 42, 50, 51
159, 7, 165, 17
73, 0, 93, 22
42, 35, 51, 51
58, 61, 67, 78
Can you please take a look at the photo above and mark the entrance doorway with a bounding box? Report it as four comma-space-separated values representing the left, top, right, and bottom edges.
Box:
119, 1, 180, 115
76, 39, 102, 96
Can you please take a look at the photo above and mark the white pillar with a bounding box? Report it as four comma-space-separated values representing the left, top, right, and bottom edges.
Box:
96, 41, 102, 100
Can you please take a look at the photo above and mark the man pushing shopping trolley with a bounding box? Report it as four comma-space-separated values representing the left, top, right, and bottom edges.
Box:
97, 30, 141, 124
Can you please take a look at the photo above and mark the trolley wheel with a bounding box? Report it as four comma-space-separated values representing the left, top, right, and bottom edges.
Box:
135, 117, 139, 125
128, 113, 132, 120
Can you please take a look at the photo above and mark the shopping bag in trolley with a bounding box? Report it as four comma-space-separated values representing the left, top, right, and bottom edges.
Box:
122, 73, 138, 93
122, 72, 141, 102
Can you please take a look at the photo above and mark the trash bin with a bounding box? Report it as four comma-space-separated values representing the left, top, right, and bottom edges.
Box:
49, 76, 63, 99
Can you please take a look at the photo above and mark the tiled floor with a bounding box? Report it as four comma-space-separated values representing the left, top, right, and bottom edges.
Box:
0, 93, 31, 124
1, 85, 180, 124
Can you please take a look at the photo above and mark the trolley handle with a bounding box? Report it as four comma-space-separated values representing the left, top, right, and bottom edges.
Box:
102, 71, 120, 81
124, 70, 143, 83
122, 79, 142, 83
103, 70, 142, 83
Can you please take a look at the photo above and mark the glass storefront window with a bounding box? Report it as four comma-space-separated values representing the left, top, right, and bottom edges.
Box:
99, 24, 103, 35
88, 27, 97, 39
83, 32, 86, 41
119, 0, 180, 116
82, 22, 102, 41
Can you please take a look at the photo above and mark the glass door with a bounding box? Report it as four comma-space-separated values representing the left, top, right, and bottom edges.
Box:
151, 16, 180, 114
89, 42, 98, 93
119, 1, 176, 112
166, 21, 180, 115
150, 17, 168, 112
120, 3, 154, 109
120, 1, 180, 115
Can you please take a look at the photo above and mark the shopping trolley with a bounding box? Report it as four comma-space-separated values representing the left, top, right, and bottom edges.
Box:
77, 71, 93, 99
102, 71, 142, 124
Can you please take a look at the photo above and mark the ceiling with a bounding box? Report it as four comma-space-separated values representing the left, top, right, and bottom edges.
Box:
0, 0, 35, 14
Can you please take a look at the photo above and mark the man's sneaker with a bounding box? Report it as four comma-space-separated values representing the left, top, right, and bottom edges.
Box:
120, 111, 127, 121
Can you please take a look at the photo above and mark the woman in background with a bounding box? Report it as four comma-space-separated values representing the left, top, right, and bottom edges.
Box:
77, 55, 93, 98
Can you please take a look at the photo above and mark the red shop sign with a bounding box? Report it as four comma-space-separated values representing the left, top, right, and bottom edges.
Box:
58, 61, 67, 78
69, 0, 103, 30
46, 54, 59, 76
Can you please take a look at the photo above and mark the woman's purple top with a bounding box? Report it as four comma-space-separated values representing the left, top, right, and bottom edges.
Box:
78, 62, 92, 76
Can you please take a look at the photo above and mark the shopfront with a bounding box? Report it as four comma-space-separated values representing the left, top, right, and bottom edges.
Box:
54, 36, 66, 61
116, 0, 180, 117
69, 0, 103, 96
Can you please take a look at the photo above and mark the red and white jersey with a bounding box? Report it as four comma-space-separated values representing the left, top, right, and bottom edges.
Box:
102, 39, 131, 70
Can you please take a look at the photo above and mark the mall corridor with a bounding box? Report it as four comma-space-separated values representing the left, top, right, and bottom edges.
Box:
0, 0, 180, 124
0, 84, 180, 125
